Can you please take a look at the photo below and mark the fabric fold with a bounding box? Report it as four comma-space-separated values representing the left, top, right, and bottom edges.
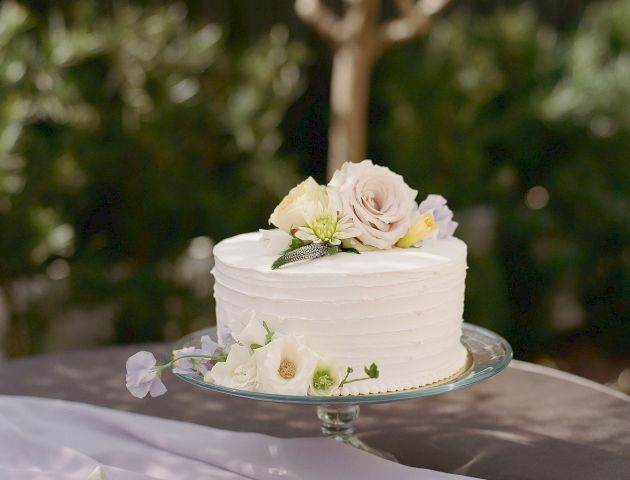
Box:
0, 395, 480, 480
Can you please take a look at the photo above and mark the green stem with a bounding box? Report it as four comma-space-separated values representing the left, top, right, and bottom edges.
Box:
338, 363, 379, 388
338, 367, 353, 388
339, 376, 372, 387
164, 354, 225, 369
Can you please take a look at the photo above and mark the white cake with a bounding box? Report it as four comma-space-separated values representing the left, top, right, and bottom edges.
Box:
212, 231, 469, 395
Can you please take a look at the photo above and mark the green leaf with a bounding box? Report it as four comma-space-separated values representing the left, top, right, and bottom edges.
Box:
273, 238, 308, 267
250, 343, 263, 350
288, 237, 307, 250
262, 321, 274, 344
327, 245, 342, 255
341, 247, 360, 254
364, 363, 379, 379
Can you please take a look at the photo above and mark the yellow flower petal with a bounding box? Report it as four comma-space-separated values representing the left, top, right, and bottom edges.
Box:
396, 212, 438, 248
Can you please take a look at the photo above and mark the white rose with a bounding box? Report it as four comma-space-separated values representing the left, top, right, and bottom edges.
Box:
205, 344, 257, 390
230, 310, 269, 348
254, 334, 318, 395
259, 228, 292, 255
269, 177, 328, 234
328, 160, 417, 250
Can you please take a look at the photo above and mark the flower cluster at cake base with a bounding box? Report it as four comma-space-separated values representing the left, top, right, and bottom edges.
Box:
263, 159, 459, 269
125, 311, 379, 398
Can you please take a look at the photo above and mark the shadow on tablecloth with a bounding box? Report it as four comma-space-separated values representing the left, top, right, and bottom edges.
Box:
1, 344, 629, 480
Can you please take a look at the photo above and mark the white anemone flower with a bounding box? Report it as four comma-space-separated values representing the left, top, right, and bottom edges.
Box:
254, 334, 318, 395
295, 202, 360, 246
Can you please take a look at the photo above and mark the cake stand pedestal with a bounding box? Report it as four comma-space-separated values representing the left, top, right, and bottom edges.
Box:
317, 404, 397, 461
171, 323, 512, 462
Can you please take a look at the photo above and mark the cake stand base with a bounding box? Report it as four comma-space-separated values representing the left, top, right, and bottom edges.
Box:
171, 323, 513, 465
317, 405, 398, 462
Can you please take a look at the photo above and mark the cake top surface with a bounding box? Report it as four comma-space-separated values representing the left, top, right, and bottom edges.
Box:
213, 231, 466, 276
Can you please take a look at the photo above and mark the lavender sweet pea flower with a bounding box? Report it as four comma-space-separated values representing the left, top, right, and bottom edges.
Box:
417, 194, 458, 239
201, 335, 220, 355
172, 346, 197, 374
196, 335, 224, 375
172, 336, 223, 376
218, 326, 236, 351
125, 351, 167, 398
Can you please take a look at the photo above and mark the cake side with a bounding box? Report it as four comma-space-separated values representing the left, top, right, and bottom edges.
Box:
212, 231, 469, 395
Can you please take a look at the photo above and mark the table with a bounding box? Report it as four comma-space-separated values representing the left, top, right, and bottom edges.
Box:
1, 344, 629, 480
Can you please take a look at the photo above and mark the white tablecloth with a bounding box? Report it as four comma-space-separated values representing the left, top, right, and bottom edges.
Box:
0, 396, 479, 480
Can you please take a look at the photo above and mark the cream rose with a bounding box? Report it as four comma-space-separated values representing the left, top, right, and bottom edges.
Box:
269, 177, 328, 234
327, 160, 418, 250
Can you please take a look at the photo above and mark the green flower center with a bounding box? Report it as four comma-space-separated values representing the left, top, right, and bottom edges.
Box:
311, 215, 338, 241
312, 368, 336, 391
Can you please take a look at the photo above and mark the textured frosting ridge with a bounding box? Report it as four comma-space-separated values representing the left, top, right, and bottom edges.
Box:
212, 232, 469, 395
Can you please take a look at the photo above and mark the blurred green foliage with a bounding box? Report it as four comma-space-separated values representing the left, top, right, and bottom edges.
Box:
0, 0, 628, 364
373, 3, 629, 357
0, 1, 306, 353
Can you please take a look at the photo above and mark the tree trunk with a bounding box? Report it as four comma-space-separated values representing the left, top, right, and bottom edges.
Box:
326, 0, 380, 180
297, 0, 445, 179
327, 42, 375, 179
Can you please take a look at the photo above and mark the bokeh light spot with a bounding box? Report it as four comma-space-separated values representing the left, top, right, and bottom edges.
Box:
525, 186, 549, 210
46, 259, 70, 280
188, 236, 212, 259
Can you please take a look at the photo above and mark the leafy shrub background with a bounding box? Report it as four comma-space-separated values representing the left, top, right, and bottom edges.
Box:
0, 0, 628, 378
0, 1, 306, 353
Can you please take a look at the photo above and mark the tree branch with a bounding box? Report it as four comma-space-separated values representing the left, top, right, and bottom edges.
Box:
395, 0, 416, 17
378, 0, 452, 52
295, 0, 343, 47
417, 0, 452, 16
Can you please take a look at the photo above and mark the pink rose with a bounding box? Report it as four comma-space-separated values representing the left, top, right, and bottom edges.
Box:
328, 160, 417, 250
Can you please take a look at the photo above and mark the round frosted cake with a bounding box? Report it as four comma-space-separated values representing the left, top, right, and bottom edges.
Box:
123, 161, 472, 400
212, 231, 469, 395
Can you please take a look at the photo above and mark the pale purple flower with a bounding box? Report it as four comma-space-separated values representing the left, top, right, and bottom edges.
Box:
201, 335, 220, 355
197, 335, 223, 375
172, 336, 222, 376
172, 346, 197, 374
417, 194, 458, 239
125, 351, 167, 398
218, 326, 236, 351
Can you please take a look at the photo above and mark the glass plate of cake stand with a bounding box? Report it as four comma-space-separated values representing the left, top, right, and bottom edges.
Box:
170, 322, 512, 462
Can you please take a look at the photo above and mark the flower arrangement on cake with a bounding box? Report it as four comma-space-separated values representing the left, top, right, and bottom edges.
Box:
263, 160, 457, 269
125, 160, 461, 399
126, 310, 379, 398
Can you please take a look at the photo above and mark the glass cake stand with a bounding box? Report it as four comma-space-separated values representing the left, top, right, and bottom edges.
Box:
170, 322, 512, 462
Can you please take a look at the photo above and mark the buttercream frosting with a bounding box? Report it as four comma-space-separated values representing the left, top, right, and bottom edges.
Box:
212, 232, 469, 395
